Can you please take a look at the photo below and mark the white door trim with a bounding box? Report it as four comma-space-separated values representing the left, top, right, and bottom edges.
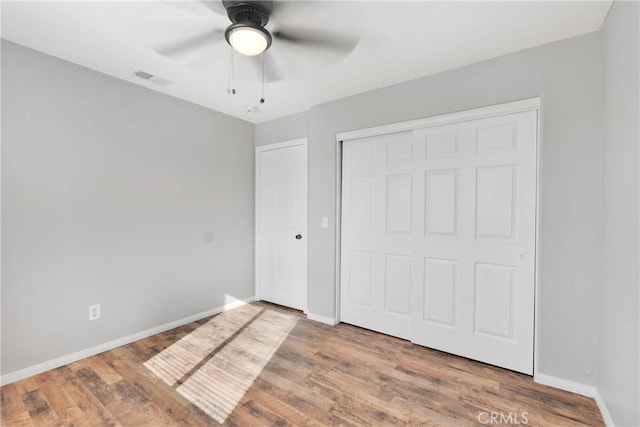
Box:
336, 98, 541, 142
255, 138, 309, 312
334, 97, 541, 373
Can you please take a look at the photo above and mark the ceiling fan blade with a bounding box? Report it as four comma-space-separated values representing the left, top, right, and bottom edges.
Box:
272, 26, 358, 53
270, 0, 328, 19
246, 53, 285, 83
186, 47, 221, 70
154, 28, 224, 57
200, 0, 227, 16
159, 1, 226, 17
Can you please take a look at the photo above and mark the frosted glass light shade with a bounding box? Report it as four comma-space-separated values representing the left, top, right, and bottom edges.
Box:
227, 25, 271, 56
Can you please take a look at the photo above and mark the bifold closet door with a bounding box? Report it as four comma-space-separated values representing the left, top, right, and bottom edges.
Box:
340, 110, 537, 374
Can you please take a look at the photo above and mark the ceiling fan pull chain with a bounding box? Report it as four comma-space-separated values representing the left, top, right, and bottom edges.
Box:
260, 52, 266, 104
227, 47, 236, 95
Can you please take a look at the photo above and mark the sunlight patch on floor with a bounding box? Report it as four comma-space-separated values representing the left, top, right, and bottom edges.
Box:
144, 304, 261, 386
144, 305, 298, 423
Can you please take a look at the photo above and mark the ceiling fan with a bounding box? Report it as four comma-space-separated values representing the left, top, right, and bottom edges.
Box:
153, 0, 360, 82
223, 0, 275, 56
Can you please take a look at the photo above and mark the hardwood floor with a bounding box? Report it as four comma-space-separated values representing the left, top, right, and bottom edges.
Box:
1, 302, 604, 426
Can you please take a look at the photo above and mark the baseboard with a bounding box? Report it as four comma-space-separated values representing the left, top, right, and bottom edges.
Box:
307, 312, 338, 326
594, 389, 616, 426
0, 296, 255, 386
535, 374, 616, 425
534, 373, 596, 397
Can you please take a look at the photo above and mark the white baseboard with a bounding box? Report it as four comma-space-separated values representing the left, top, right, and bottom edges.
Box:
307, 312, 338, 326
594, 389, 616, 426
534, 374, 617, 425
534, 373, 596, 397
0, 296, 255, 386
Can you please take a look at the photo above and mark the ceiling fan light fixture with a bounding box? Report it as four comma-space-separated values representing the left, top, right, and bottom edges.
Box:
225, 23, 272, 56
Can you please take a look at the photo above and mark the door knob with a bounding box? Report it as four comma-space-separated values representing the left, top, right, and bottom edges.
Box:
295, 234, 302, 240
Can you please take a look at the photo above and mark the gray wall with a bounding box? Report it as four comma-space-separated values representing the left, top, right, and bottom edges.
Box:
256, 32, 603, 386
254, 112, 309, 146
599, 2, 640, 425
1, 41, 255, 375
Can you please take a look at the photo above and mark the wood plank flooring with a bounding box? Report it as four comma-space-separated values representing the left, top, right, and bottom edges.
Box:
1, 302, 604, 426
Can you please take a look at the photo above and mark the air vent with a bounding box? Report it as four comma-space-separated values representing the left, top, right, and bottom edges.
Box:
132, 70, 173, 87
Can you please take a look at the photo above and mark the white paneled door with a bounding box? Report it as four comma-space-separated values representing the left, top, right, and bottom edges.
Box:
340, 108, 537, 374
256, 140, 307, 311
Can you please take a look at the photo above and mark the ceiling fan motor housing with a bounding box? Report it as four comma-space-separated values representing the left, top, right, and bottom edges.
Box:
222, 1, 273, 26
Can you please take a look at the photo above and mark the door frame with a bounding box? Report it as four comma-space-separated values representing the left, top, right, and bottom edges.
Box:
255, 138, 309, 313
334, 97, 541, 374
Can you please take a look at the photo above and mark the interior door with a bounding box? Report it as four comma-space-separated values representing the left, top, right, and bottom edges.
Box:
410, 111, 537, 375
340, 109, 537, 374
340, 131, 415, 340
256, 140, 308, 311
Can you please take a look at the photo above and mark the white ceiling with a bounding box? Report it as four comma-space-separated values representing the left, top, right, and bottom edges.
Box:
1, 1, 612, 123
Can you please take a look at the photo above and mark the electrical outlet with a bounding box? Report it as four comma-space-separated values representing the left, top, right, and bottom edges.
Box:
322, 217, 329, 228
88, 304, 101, 321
